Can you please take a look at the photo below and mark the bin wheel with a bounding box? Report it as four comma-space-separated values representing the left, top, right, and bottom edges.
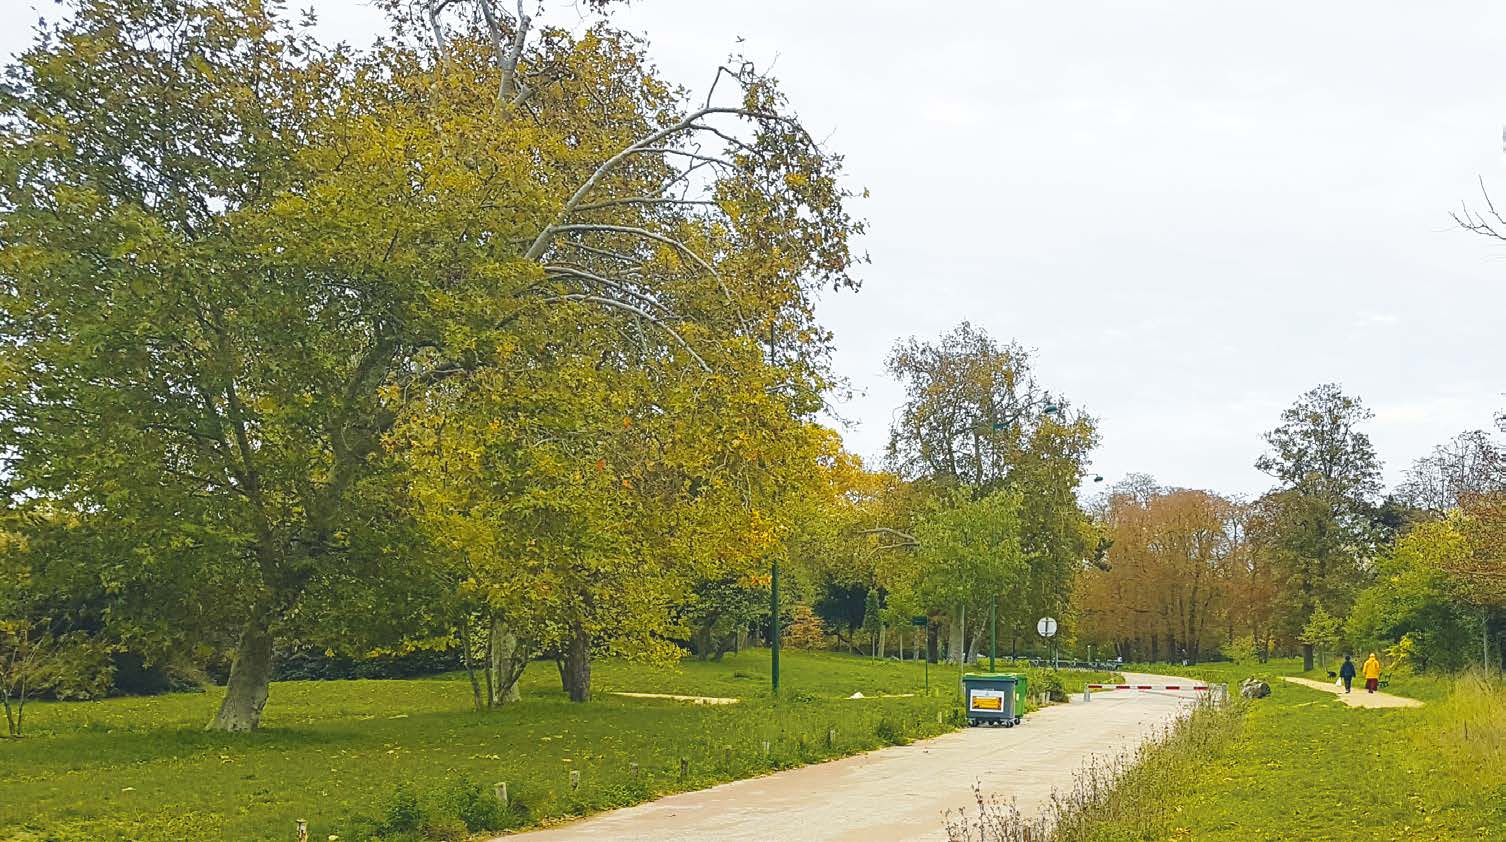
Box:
1004, 720, 1015, 728
966, 718, 977, 727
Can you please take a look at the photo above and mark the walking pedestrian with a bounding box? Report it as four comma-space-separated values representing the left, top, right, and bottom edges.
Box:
1339, 654, 1356, 693
1362, 652, 1381, 693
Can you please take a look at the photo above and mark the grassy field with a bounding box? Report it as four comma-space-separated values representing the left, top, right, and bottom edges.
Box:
1, 649, 1115, 842
1061, 659, 1506, 841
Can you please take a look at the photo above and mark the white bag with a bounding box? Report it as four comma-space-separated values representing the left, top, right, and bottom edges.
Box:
1334, 678, 1342, 688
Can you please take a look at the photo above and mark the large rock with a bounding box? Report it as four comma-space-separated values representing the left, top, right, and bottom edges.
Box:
1240, 678, 1271, 699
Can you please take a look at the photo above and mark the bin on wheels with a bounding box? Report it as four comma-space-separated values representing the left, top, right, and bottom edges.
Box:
961, 673, 1018, 727
999, 672, 1027, 724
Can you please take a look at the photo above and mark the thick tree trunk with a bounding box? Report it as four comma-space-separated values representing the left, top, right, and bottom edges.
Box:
878, 624, 886, 659
561, 624, 591, 703
926, 623, 939, 663
947, 605, 965, 664
489, 617, 525, 706
208, 611, 275, 732
966, 615, 986, 666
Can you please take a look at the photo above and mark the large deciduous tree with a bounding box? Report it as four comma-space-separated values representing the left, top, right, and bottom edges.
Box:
883, 322, 1098, 659
1253, 384, 1383, 670
1, 0, 860, 729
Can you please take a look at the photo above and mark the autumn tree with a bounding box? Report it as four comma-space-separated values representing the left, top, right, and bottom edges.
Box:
0, 0, 859, 728
1076, 480, 1242, 663
1451, 495, 1506, 670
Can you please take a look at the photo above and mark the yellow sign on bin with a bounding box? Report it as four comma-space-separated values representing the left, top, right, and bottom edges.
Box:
969, 689, 1005, 711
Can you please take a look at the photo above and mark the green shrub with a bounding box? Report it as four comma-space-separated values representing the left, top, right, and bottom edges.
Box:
419, 816, 467, 841
1038, 672, 1066, 701
379, 784, 425, 835
434, 775, 502, 832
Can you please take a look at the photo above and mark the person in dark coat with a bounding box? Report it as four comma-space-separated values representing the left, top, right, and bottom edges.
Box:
1338, 654, 1356, 693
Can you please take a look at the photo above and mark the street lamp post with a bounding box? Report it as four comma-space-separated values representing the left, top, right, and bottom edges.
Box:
765, 318, 781, 696
770, 559, 780, 694
989, 597, 997, 672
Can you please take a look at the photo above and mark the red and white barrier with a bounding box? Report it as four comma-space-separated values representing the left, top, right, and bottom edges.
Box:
1081, 682, 1226, 704
1085, 684, 1210, 691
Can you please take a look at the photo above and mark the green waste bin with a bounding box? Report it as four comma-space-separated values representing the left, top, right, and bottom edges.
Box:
961, 673, 1017, 727
999, 672, 1027, 723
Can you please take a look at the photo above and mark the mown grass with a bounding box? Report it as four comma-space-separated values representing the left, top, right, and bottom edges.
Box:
0, 649, 1116, 842
1055, 664, 1506, 841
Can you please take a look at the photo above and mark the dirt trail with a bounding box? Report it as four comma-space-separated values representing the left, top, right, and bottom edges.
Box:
1281, 676, 1423, 708
498, 672, 1204, 842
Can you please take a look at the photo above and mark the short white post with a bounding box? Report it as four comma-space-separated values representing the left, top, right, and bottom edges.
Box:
494, 782, 509, 808
1083, 685, 1092, 703
296, 819, 308, 842
569, 769, 581, 791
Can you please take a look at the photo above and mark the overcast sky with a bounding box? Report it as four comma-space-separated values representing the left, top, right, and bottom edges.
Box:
5, 0, 1504, 498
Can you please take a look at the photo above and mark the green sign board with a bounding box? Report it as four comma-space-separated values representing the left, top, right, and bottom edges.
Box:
911, 616, 928, 627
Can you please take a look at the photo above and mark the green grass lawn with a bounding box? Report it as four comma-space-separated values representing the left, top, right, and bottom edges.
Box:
0, 649, 1116, 842
1064, 661, 1506, 841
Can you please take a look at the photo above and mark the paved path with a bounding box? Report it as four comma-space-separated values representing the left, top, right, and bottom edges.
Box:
1282, 676, 1423, 708
499, 673, 1203, 842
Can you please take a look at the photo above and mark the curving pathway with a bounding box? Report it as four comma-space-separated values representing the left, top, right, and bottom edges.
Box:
1281, 676, 1422, 708
497, 673, 1205, 842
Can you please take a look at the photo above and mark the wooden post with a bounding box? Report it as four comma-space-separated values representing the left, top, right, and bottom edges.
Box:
679, 757, 689, 779
569, 769, 581, 791
723, 745, 732, 768
494, 782, 509, 808
295, 819, 308, 842
825, 727, 835, 749
761, 740, 770, 759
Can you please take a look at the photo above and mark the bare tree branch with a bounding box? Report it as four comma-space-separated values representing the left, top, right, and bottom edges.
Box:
560, 240, 645, 266
573, 196, 722, 213
543, 264, 680, 319
540, 294, 710, 370
857, 527, 919, 547
426, 0, 455, 61
524, 105, 782, 262
542, 224, 740, 315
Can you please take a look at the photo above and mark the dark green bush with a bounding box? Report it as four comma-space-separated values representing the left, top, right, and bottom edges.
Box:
434, 775, 502, 832
379, 784, 424, 835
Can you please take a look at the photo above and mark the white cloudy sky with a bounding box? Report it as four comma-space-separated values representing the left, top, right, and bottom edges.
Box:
5, 0, 1504, 497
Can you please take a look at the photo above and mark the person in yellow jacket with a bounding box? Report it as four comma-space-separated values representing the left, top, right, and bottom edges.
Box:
1362, 653, 1382, 693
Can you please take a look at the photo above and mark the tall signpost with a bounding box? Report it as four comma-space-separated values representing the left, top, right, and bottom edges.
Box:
1038, 616, 1058, 670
